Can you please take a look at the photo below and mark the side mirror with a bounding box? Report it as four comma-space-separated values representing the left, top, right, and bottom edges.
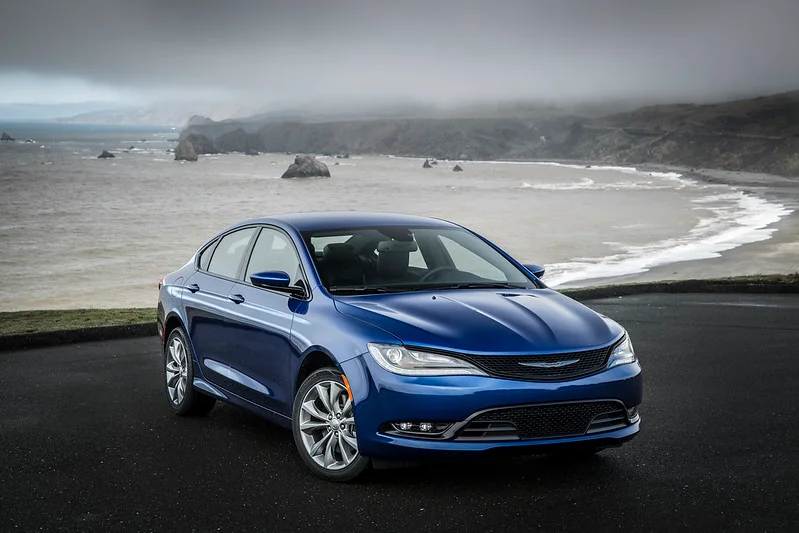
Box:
251, 270, 291, 288
251, 271, 306, 297
523, 264, 545, 279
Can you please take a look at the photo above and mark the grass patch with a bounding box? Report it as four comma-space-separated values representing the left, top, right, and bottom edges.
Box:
0, 308, 156, 337
560, 273, 799, 299
1, 274, 797, 338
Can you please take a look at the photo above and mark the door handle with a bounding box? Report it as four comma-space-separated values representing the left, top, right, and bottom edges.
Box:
229, 293, 245, 304
187, 283, 200, 293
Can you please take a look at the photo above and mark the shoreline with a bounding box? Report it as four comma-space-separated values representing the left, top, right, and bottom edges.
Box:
540, 163, 799, 288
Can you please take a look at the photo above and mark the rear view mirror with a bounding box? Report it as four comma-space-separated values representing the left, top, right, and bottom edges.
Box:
523, 264, 545, 279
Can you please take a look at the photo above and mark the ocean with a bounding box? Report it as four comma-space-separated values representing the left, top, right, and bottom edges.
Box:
0, 122, 792, 311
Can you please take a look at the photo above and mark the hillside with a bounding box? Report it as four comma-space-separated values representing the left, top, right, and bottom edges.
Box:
180, 91, 799, 177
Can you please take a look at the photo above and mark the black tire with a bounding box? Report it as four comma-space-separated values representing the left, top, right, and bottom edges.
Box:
292, 368, 368, 482
163, 327, 216, 416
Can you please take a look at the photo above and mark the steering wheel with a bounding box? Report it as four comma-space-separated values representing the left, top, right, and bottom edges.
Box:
420, 266, 461, 283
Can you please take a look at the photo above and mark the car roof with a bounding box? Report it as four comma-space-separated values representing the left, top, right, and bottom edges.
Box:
238, 211, 459, 233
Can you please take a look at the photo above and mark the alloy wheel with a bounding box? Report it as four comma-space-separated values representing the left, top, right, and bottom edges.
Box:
298, 380, 359, 470
165, 336, 188, 405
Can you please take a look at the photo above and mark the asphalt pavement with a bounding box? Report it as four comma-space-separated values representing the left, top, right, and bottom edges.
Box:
1, 293, 797, 531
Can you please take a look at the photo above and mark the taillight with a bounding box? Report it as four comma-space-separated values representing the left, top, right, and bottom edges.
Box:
158, 277, 164, 290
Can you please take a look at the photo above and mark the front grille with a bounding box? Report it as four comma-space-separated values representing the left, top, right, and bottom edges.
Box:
455, 401, 627, 441
457, 346, 612, 381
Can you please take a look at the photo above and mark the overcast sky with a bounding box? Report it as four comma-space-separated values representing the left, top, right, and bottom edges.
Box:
1, 0, 798, 107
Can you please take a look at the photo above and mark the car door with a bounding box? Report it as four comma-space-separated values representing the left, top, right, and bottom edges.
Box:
183, 227, 257, 392
223, 226, 306, 416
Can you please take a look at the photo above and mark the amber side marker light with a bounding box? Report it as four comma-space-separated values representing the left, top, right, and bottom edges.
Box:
341, 374, 354, 402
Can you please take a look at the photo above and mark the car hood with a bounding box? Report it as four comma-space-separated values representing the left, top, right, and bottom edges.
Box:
334, 288, 622, 354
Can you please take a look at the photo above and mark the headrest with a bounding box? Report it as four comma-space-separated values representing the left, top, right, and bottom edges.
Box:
323, 243, 355, 262
377, 240, 418, 253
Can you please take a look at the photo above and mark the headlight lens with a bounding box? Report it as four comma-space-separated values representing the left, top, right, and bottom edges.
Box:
607, 334, 636, 369
367, 343, 487, 376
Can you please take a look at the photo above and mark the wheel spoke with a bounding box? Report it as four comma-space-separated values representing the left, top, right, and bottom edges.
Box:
341, 397, 352, 417
166, 372, 180, 388
309, 430, 332, 457
301, 400, 328, 422
315, 383, 333, 413
323, 432, 336, 467
338, 433, 353, 464
166, 360, 180, 373
340, 432, 358, 450
299, 419, 328, 432
329, 382, 343, 415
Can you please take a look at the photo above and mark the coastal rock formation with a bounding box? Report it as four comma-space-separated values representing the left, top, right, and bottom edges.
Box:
174, 140, 198, 161
422, 159, 433, 168
186, 115, 214, 127
453, 164, 464, 172
1, 132, 14, 141
281, 154, 330, 179
184, 133, 219, 154
215, 128, 262, 153
97, 150, 115, 159
245, 148, 260, 156
176, 91, 799, 177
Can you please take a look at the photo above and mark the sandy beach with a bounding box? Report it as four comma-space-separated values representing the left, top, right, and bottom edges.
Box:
564, 167, 799, 287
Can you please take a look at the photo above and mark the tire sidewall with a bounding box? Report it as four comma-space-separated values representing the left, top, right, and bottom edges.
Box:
292, 368, 368, 482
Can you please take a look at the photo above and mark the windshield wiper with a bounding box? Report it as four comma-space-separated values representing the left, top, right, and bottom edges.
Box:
414, 282, 531, 291
328, 286, 406, 295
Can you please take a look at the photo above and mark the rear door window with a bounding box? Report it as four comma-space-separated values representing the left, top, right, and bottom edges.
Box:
207, 228, 257, 279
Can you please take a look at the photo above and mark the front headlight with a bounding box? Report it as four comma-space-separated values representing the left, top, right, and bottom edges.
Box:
606, 334, 636, 369
367, 343, 487, 376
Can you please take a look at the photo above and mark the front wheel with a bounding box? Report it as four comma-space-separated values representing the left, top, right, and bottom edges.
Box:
292, 368, 368, 482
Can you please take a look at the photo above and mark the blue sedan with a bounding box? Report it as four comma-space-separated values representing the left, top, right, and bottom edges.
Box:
157, 212, 642, 481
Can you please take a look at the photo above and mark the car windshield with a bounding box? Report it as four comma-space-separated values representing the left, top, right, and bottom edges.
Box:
301, 226, 537, 294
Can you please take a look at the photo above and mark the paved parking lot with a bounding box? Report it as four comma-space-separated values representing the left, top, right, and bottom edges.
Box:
1, 293, 797, 531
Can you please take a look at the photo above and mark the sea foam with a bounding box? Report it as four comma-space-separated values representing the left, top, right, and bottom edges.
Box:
546, 191, 793, 287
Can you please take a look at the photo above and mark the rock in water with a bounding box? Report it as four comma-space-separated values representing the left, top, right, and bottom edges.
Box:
1, 132, 15, 141
97, 150, 115, 159
452, 164, 464, 172
245, 148, 260, 156
422, 159, 433, 168
281, 154, 330, 179
174, 140, 198, 161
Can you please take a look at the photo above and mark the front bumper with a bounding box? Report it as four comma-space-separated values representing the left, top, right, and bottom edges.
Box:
341, 353, 642, 460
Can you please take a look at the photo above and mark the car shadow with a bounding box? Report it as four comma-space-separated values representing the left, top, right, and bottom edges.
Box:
201, 404, 636, 488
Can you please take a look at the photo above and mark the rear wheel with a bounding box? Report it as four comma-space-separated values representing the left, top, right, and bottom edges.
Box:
292, 368, 368, 482
164, 327, 216, 416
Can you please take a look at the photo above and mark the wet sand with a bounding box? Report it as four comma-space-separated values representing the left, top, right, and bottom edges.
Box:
564, 167, 799, 287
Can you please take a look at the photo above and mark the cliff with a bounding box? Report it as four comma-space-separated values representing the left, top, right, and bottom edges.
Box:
180, 91, 799, 177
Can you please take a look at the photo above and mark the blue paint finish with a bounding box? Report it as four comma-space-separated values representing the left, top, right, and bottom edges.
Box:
192, 378, 229, 399
158, 212, 643, 462
333, 289, 621, 354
